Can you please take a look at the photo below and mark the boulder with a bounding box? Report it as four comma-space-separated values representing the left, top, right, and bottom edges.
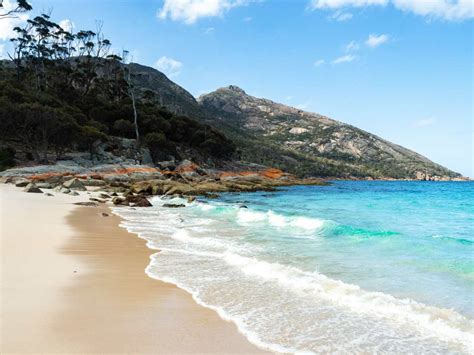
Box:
54, 185, 71, 194
63, 178, 86, 191
112, 196, 126, 205
156, 160, 176, 171
101, 212, 109, 217
99, 193, 111, 199
126, 195, 152, 207
83, 178, 107, 187
23, 183, 42, 193
69, 191, 79, 196
187, 196, 196, 203
15, 178, 31, 187
175, 159, 201, 179
35, 182, 54, 189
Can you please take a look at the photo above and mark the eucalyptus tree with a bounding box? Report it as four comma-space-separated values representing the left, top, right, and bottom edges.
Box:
0, 0, 32, 19
121, 50, 140, 146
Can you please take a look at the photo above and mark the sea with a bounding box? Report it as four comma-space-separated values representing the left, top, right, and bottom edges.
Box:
113, 181, 474, 354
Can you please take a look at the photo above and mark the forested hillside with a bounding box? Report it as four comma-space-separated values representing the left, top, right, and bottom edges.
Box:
0, 11, 234, 171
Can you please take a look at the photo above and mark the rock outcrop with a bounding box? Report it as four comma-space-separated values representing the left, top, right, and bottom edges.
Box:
198, 86, 460, 179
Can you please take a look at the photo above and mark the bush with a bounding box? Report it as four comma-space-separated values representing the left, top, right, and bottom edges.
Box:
0, 146, 16, 171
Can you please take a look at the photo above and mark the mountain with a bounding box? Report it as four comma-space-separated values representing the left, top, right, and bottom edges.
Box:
107, 64, 460, 179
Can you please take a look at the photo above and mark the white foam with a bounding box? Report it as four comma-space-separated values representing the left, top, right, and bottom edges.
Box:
112, 200, 474, 354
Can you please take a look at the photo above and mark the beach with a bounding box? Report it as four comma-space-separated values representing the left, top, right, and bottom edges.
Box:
0, 184, 267, 354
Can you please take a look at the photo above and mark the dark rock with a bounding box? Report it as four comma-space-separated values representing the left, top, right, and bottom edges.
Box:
63, 178, 86, 191
162, 203, 186, 208
83, 178, 107, 187
24, 183, 42, 193
15, 178, 31, 187
101, 212, 109, 217
45, 193, 54, 197
112, 196, 126, 205
126, 195, 152, 207
99, 193, 111, 199
36, 182, 54, 189
74, 202, 98, 207
69, 191, 79, 196
54, 185, 69, 194
89, 197, 106, 203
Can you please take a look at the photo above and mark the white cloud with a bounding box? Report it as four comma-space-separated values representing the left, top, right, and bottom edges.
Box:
243, 16, 253, 21
153, 56, 183, 77
158, 0, 256, 24
413, 117, 435, 127
59, 19, 75, 33
313, 59, 325, 66
309, 0, 474, 21
345, 40, 360, 52
0, 0, 29, 41
365, 33, 389, 47
204, 26, 215, 34
332, 54, 356, 64
392, 0, 473, 21
310, 0, 388, 9
331, 11, 353, 21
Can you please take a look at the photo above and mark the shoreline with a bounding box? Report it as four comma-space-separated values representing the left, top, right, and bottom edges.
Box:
0, 184, 268, 354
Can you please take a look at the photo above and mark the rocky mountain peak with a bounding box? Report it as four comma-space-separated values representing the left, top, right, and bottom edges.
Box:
225, 85, 247, 94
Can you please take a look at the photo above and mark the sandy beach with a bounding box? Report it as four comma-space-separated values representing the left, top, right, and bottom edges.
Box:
0, 184, 267, 354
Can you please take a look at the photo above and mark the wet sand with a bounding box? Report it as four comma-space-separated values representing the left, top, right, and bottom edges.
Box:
0, 184, 268, 353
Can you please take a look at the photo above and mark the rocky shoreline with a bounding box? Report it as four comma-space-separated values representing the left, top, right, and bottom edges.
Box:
0, 159, 329, 207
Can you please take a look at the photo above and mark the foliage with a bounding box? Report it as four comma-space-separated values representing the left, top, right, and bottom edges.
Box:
0, 9, 235, 167
0, 147, 16, 171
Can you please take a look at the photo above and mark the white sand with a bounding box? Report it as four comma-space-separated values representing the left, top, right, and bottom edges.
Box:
0, 184, 268, 354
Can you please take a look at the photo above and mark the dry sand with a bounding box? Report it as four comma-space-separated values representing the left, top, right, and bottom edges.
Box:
0, 184, 268, 354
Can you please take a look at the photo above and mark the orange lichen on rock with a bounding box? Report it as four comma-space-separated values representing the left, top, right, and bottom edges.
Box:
219, 168, 286, 180
29, 172, 74, 181
261, 168, 285, 179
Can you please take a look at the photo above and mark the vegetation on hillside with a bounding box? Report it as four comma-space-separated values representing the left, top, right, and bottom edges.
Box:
0, 5, 235, 169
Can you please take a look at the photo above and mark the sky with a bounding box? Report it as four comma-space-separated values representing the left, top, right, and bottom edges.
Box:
1, 0, 473, 177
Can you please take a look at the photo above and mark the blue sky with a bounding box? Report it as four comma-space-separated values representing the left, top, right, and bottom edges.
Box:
1, 0, 472, 176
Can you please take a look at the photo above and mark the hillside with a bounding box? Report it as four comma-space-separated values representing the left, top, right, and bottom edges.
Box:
121, 63, 458, 178
197, 86, 459, 178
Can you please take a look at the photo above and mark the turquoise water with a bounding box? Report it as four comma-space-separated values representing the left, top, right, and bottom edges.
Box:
114, 181, 474, 353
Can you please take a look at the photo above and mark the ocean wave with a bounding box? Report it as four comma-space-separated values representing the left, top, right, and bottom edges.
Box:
112, 196, 474, 354
237, 208, 330, 231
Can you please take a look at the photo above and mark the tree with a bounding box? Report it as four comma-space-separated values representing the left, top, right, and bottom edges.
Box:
0, 0, 32, 19
121, 50, 140, 147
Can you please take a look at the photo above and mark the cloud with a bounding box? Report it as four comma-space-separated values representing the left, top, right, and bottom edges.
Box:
0, 0, 29, 41
154, 56, 183, 77
392, 0, 473, 21
204, 26, 215, 34
158, 0, 256, 24
310, 0, 388, 9
413, 117, 435, 127
332, 54, 356, 64
59, 19, 75, 33
345, 40, 360, 52
331, 11, 353, 21
243, 16, 253, 21
313, 59, 325, 66
309, 0, 474, 21
365, 33, 389, 47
